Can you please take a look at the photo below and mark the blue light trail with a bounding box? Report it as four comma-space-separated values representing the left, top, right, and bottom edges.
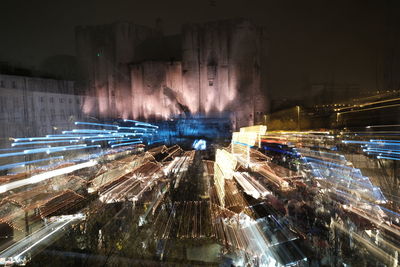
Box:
110, 141, 143, 148
12, 140, 80, 146
0, 156, 64, 171
74, 122, 119, 128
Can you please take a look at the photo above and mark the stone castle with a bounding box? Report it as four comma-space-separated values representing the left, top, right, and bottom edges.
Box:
76, 18, 268, 129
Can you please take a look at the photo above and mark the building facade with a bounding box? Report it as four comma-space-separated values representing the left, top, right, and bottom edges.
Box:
0, 74, 86, 146
76, 19, 268, 129
75, 22, 159, 118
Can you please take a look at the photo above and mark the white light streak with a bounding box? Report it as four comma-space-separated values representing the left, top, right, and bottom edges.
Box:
0, 160, 97, 194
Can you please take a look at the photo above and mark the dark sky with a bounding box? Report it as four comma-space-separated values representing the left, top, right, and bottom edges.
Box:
0, 0, 397, 99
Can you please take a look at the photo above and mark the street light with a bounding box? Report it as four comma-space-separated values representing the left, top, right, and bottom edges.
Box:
297, 106, 300, 131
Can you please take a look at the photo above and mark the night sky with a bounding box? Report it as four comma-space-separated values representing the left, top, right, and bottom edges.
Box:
0, 0, 398, 99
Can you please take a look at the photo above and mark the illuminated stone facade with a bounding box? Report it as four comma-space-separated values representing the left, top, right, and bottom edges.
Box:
76, 19, 268, 129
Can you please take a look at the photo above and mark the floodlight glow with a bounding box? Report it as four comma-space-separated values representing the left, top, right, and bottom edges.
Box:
192, 139, 206, 150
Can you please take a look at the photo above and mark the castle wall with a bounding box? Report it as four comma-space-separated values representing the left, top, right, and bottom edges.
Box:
182, 19, 268, 128
76, 19, 268, 128
76, 22, 158, 118
130, 61, 184, 119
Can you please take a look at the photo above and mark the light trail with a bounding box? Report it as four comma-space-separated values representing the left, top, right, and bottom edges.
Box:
233, 172, 261, 199
12, 140, 80, 146
332, 221, 397, 265
122, 119, 158, 128
366, 124, 400, 128
376, 155, 400, 160
61, 129, 117, 134
0, 146, 50, 152
22, 144, 87, 154
118, 131, 154, 137
87, 137, 126, 142
0, 151, 41, 158
14, 136, 81, 141
46, 134, 95, 137
358, 97, 400, 107
0, 214, 85, 265
15, 217, 77, 259
123, 119, 141, 123
335, 97, 400, 112
0, 156, 64, 172
110, 141, 143, 148
338, 103, 400, 114
369, 139, 400, 143
343, 140, 400, 146
63, 144, 101, 151
0, 160, 97, 194
116, 132, 144, 136
81, 134, 115, 139
135, 122, 159, 128
117, 126, 153, 131
74, 121, 119, 128
303, 156, 355, 170
365, 149, 400, 155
